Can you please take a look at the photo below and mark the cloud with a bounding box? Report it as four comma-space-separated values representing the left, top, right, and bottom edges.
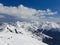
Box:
0, 3, 58, 23
47, 9, 57, 15
0, 15, 5, 18
0, 4, 36, 17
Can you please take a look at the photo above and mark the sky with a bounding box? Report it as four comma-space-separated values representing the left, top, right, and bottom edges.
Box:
0, 0, 60, 23
0, 0, 59, 10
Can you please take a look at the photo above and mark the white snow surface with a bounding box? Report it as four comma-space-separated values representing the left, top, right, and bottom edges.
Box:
0, 21, 48, 45
0, 33, 47, 45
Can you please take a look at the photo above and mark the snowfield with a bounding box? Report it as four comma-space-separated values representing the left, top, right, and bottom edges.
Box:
0, 33, 47, 45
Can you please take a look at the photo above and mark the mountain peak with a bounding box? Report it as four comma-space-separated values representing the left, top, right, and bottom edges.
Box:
41, 21, 60, 30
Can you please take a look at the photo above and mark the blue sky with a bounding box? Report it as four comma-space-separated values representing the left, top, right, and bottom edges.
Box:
0, 0, 59, 10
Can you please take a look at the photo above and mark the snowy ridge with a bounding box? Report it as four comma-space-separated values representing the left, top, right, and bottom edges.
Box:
0, 21, 48, 45
39, 21, 60, 30
0, 21, 60, 45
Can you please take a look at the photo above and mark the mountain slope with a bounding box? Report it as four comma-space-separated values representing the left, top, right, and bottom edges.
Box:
0, 21, 48, 45
0, 21, 60, 45
0, 32, 47, 45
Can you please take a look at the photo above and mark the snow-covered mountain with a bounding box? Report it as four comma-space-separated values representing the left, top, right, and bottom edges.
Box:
0, 21, 60, 45
38, 21, 60, 45
38, 21, 60, 31
0, 21, 49, 45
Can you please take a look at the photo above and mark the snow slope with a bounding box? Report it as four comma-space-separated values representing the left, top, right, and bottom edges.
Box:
0, 21, 48, 45
0, 33, 47, 45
